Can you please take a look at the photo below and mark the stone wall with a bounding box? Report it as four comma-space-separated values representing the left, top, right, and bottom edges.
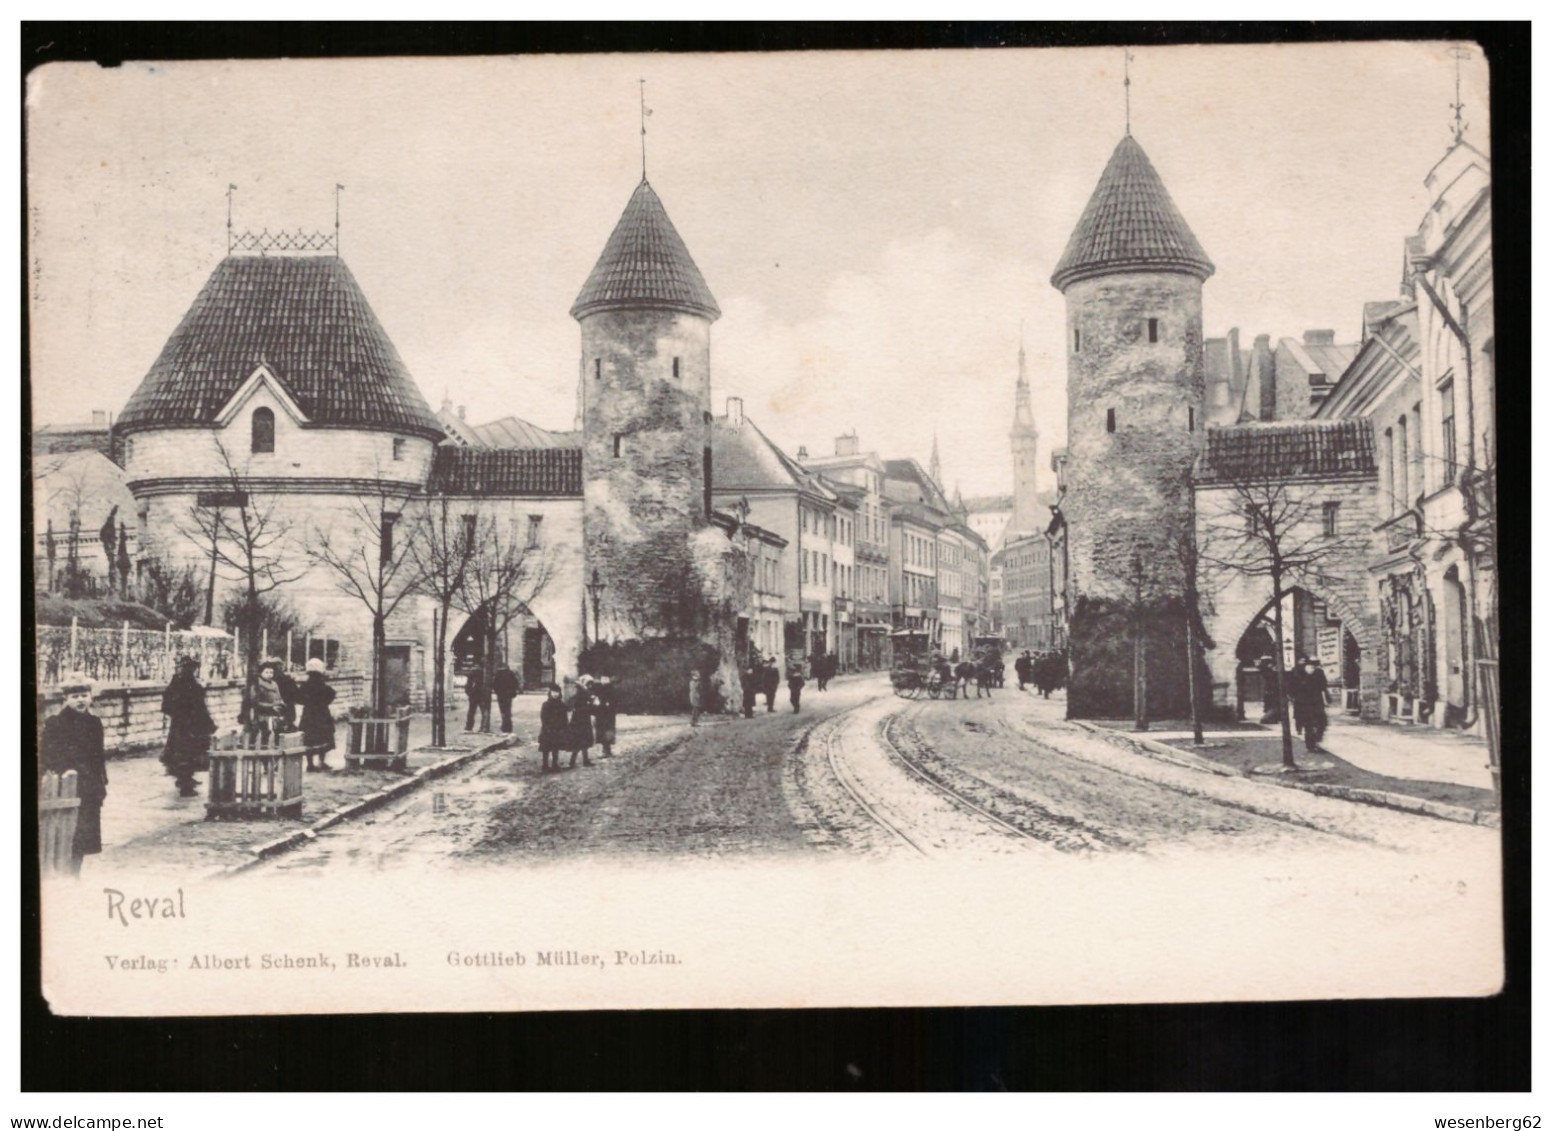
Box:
1194, 473, 1382, 719
1062, 271, 1205, 605
38, 672, 366, 755
580, 307, 712, 643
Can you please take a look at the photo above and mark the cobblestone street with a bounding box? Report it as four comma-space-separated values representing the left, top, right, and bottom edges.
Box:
259, 674, 1498, 875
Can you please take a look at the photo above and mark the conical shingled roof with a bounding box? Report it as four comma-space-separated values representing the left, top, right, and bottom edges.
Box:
1050, 135, 1214, 292
117, 256, 443, 439
571, 179, 720, 321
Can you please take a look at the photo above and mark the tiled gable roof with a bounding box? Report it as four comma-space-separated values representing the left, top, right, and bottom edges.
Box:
711, 417, 835, 499
426, 447, 582, 497
571, 180, 720, 321
1051, 135, 1214, 291
1195, 420, 1376, 483
117, 256, 443, 439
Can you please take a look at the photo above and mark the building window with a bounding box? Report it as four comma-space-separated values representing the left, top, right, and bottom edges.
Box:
380, 512, 398, 563
1148, 318, 1159, 343
1382, 427, 1394, 510
1396, 415, 1409, 507
1188, 407, 1195, 432
1322, 501, 1340, 537
392, 437, 406, 461
1073, 327, 1081, 353
526, 514, 543, 548
1106, 408, 1116, 433
594, 358, 602, 380
462, 514, 477, 545
251, 407, 275, 454
124, 437, 135, 463
672, 357, 681, 379
1440, 379, 1458, 482
613, 433, 623, 458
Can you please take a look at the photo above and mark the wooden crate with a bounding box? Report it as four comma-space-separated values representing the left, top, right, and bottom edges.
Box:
346, 710, 413, 771
39, 770, 81, 875
206, 730, 306, 820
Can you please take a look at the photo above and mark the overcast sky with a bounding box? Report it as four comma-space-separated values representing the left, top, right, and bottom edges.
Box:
27, 42, 1488, 498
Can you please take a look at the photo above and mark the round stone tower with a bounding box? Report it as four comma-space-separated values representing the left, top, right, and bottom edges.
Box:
571, 177, 721, 643
1050, 134, 1214, 716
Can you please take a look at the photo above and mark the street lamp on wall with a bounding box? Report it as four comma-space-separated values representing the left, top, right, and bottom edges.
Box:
585, 568, 606, 646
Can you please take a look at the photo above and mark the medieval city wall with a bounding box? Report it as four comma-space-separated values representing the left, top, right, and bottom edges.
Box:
580, 308, 711, 643
1194, 473, 1383, 719
1062, 271, 1205, 603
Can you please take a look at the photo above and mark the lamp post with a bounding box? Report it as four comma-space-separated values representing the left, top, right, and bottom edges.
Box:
586, 568, 606, 646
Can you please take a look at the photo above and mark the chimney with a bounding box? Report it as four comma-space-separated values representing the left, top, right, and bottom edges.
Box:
1303, 329, 1337, 346
797, 445, 809, 461
458, 405, 466, 421
835, 432, 859, 457
726, 396, 744, 427
91, 410, 107, 427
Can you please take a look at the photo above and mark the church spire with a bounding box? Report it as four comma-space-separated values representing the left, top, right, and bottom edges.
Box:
1012, 333, 1036, 435
929, 432, 942, 490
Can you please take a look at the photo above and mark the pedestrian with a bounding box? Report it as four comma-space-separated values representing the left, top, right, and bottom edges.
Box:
493, 663, 521, 734
741, 661, 760, 718
538, 684, 568, 772
688, 669, 704, 727
40, 675, 108, 876
1015, 651, 1031, 691
762, 657, 780, 713
99, 506, 118, 585
464, 665, 490, 733
568, 679, 595, 768
787, 665, 806, 713
247, 660, 287, 739
294, 658, 337, 771
592, 677, 618, 757
160, 656, 215, 797
827, 652, 839, 688
274, 662, 299, 732
1289, 656, 1330, 752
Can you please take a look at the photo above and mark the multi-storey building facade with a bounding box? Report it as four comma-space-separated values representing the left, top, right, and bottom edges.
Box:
800, 434, 894, 669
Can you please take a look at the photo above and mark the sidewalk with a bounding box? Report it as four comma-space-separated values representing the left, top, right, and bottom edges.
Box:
1017, 688, 1498, 825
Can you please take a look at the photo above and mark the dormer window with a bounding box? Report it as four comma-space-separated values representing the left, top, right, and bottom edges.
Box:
392, 437, 406, 461
594, 358, 602, 381
251, 407, 275, 454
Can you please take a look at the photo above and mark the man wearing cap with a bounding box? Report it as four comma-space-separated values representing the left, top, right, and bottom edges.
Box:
492, 663, 521, 734
41, 677, 108, 876
1288, 655, 1331, 753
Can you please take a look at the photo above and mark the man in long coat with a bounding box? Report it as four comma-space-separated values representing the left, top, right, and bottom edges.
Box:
492, 664, 521, 734
1288, 656, 1331, 752
160, 657, 215, 797
41, 676, 108, 875
762, 657, 780, 714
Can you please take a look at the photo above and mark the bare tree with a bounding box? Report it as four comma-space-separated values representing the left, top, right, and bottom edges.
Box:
173, 439, 304, 699
305, 481, 419, 717
1198, 472, 1355, 769
456, 514, 556, 733
404, 496, 478, 746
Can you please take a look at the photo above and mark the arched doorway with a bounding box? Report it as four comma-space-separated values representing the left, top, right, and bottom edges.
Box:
1233, 586, 1365, 719
452, 602, 556, 692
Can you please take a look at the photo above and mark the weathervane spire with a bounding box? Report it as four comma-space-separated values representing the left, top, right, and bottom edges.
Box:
226, 183, 236, 254
1124, 48, 1134, 135
334, 183, 344, 257
639, 79, 649, 181
1449, 44, 1470, 143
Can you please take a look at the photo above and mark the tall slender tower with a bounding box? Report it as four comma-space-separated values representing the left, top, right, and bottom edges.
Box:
572, 177, 720, 642
1009, 337, 1042, 535
1051, 134, 1213, 714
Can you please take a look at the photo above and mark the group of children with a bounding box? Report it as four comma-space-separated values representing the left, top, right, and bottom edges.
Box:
535, 675, 617, 772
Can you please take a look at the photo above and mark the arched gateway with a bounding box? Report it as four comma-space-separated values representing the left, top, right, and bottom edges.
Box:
1193, 419, 1382, 720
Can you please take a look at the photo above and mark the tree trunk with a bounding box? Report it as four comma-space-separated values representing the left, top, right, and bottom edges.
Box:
372, 613, 387, 716
1186, 594, 1204, 746
1134, 620, 1149, 731
432, 602, 449, 747
1270, 565, 1296, 768
482, 620, 497, 734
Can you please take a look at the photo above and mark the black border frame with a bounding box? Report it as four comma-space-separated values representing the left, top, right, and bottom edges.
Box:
21, 20, 1529, 1093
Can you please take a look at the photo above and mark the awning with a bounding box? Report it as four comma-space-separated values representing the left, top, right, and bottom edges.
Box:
857, 622, 892, 632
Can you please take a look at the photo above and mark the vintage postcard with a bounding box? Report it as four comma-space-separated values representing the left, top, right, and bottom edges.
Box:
28, 42, 1501, 1016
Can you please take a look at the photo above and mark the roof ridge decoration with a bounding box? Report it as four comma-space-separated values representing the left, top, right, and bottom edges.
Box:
117, 256, 443, 440
571, 180, 721, 321
1051, 134, 1214, 292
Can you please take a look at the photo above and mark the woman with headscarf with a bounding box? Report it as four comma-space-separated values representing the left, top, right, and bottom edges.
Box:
160, 657, 215, 797
293, 658, 338, 771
